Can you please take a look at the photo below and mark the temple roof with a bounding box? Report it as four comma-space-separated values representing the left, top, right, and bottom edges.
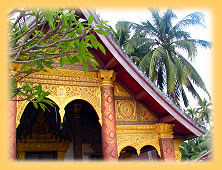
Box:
77, 9, 206, 139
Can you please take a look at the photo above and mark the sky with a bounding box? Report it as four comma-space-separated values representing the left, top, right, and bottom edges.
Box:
95, 8, 212, 108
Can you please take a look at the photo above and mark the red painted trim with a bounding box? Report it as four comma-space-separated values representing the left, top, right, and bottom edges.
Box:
136, 90, 149, 100
160, 115, 176, 123
104, 57, 118, 69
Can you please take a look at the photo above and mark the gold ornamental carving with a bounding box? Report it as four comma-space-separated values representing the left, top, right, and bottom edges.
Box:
156, 123, 174, 139
139, 104, 158, 121
173, 139, 184, 161
16, 69, 102, 127
98, 70, 116, 87
114, 83, 131, 97
115, 100, 137, 121
116, 125, 160, 157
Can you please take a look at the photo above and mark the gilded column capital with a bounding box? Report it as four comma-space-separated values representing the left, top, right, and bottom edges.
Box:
156, 123, 174, 139
98, 70, 116, 87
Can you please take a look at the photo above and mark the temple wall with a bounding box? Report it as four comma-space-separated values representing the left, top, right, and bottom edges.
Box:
15, 68, 182, 160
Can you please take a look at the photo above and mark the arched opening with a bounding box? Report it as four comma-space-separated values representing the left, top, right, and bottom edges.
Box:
119, 146, 138, 160
119, 145, 160, 161
16, 99, 69, 160
138, 145, 160, 160
61, 99, 103, 160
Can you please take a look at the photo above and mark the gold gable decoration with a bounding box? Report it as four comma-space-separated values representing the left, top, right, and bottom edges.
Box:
114, 82, 131, 97
115, 100, 137, 121
139, 104, 158, 121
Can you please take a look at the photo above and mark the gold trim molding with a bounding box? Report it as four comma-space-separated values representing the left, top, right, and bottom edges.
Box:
116, 125, 161, 157
16, 70, 102, 127
174, 139, 184, 161
98, 70, 116, 87
157, 123, 174, 139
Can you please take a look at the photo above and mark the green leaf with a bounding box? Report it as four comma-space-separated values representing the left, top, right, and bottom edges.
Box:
42, 99, 54, 107
81, 57, 88, 74
88, 14, 94, 25
33, 102, 38, 109
93, 29, 108, 35
39, 103, 46, 112
41, 9, 54, 28
60, 56, 66, 67
98, 20, 109, 25
97, 41, 106, 54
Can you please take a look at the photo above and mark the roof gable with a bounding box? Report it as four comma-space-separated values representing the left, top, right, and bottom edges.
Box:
79, 8, 206, 139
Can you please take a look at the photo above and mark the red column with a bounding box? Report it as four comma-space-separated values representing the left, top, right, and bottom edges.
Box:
157, 124, 175, 161
98, 70, 118, 160
8, 100, 17, 160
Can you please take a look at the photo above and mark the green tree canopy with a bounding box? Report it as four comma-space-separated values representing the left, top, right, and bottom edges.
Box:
113, 9, 211, 107
9, 8, 110, 110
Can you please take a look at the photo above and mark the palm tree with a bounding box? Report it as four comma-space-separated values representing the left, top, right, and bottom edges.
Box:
197, 98, 212, 127
115, 9, 211, 107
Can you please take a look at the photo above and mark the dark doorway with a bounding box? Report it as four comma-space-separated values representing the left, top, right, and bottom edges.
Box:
119, 146, 138, 160
119, 145, 160, 160
16, 100, 64, 160
25, 151, 57, 160
61, 99, 103, 160
138, 145, 160, 160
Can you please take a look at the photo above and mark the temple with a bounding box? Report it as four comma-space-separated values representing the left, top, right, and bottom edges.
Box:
9, 9, 206, 161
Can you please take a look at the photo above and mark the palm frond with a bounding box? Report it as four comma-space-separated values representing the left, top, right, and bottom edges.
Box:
188, 39, 212, 48
173, 40, 197, 60
181, 86, 189, 107
165, 49, 177, 93
172, 30, 191, 41
139, 20, 160, 38
157, 66, 165, 91
162, 9, 177, 34
149, 8, 162, 30
177, 53, 210, 98
173, 12, 206, 31
185, 79, 202, 101
170, 51, 189, 86
115, 21, 133, 45
149, 47, 166, 79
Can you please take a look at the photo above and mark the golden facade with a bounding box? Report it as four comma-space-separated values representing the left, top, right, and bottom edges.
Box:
15, 66, 183, 160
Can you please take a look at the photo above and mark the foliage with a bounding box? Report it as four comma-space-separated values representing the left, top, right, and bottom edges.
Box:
9, 8, 110, 110
180, 98, 212, 160
179, 131, 211, 160
113, 9, 211, 107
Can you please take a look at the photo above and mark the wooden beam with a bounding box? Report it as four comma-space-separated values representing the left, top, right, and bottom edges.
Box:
159, 115, 175, 123
104, 57, 118, 69
136, 90, 148, 100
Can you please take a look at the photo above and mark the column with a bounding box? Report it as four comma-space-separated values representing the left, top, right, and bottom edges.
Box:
72, 103, 82, 159
8, 99, 17, 160
98, 70, 118, 160
157, 124, 175, 161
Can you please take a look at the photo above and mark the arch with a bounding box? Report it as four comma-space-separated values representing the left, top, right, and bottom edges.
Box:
16, 99, 61, 139
119, 146, 138, 160
57, 96, 101, 125
16, 96, 60, 128
117, 135, 161, 157
16, 94, 102, 127
61, 99, 103, 160
137, 142, 161, 156
139, 145, 160, 160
